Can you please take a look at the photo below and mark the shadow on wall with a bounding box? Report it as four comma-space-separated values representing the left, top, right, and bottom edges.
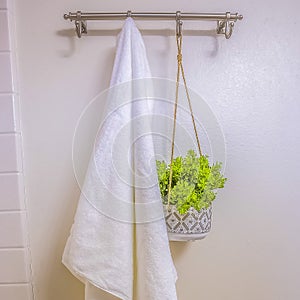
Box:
170, 241, 190, 260
56, 28, 219, 58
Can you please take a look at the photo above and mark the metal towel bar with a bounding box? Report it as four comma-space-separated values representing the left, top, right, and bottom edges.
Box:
63, 10, 243, 38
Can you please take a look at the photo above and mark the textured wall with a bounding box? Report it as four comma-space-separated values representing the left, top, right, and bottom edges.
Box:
15, 0, 300, 299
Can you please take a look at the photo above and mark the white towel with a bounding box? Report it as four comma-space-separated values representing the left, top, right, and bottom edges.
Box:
62, 17, 177, 300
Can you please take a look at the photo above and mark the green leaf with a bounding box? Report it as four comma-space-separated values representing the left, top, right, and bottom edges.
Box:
156, 149, 227, 214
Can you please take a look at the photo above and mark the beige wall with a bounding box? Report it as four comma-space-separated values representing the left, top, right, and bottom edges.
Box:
14, 0, 300, 299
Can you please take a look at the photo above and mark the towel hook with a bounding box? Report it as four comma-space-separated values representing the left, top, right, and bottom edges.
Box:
176, 11, 183, 38
74, 11, 87, 38
127, 10, 132, 18
217, 12, 235, 39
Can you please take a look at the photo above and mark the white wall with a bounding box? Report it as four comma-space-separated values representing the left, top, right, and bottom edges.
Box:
0, 1, 33, 299
14, 0, 300, 300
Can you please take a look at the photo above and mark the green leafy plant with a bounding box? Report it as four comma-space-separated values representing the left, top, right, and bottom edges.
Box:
156, 150, 227, 215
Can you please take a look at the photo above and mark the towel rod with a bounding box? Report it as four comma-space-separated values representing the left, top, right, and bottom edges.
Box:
63, 11, 243, 39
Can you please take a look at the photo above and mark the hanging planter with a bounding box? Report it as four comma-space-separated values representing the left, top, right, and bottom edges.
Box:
157, 150, 226, 241
156, 19, 227, 242
163, 205, 212, 241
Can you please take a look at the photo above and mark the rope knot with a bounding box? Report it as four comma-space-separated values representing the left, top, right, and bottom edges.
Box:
177, 53, 182, 63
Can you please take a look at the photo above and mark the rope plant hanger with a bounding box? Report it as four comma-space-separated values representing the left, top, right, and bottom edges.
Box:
167, 15, 202, 209
156, 13, 227, 241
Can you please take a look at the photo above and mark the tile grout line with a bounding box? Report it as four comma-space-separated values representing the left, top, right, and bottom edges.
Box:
0, 92, 18, 96
0, 171, 21, 175
0, 282, 30, 285
0, 209, 26, 213
0, 131, 21, 135
0, 91, 17, 94
0, 246, 27, 250
0, 282, 31, 286
0, 247, 27, 251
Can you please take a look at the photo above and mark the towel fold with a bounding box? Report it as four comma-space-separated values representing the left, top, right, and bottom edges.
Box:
62, 17, 177, 300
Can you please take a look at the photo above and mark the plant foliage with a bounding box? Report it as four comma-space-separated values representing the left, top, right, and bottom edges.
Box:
156, 150, 227, 215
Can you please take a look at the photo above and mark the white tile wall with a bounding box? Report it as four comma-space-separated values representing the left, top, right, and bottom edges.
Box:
0, 0, 32, 298
0, 249, 30, 283
9, 50, 19, 91
0, 0, 13, 12
0, 134, 22, 172
12, 94, 20, 132
0, 174, 24, 210
0, 0, 7, 10
0, 284, 33, 300
0, 94, 18, 132
0, 11, 10, 51
0, 211, 26, 247
0, 53, 13, 92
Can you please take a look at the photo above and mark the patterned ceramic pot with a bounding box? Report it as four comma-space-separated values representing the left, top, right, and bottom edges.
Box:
163, 204, 212, 241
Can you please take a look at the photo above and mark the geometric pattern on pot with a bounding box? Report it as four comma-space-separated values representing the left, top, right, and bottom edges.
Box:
164, 205, 212, 235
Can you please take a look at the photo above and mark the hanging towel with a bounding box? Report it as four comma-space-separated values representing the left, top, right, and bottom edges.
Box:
62, 17, 178, 300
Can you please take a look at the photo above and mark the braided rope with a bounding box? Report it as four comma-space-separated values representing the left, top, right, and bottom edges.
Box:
166, 33, 202, 208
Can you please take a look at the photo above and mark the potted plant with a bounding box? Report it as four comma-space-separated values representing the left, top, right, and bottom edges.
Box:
156, 150, 227, 241
157, 26, 227, 241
